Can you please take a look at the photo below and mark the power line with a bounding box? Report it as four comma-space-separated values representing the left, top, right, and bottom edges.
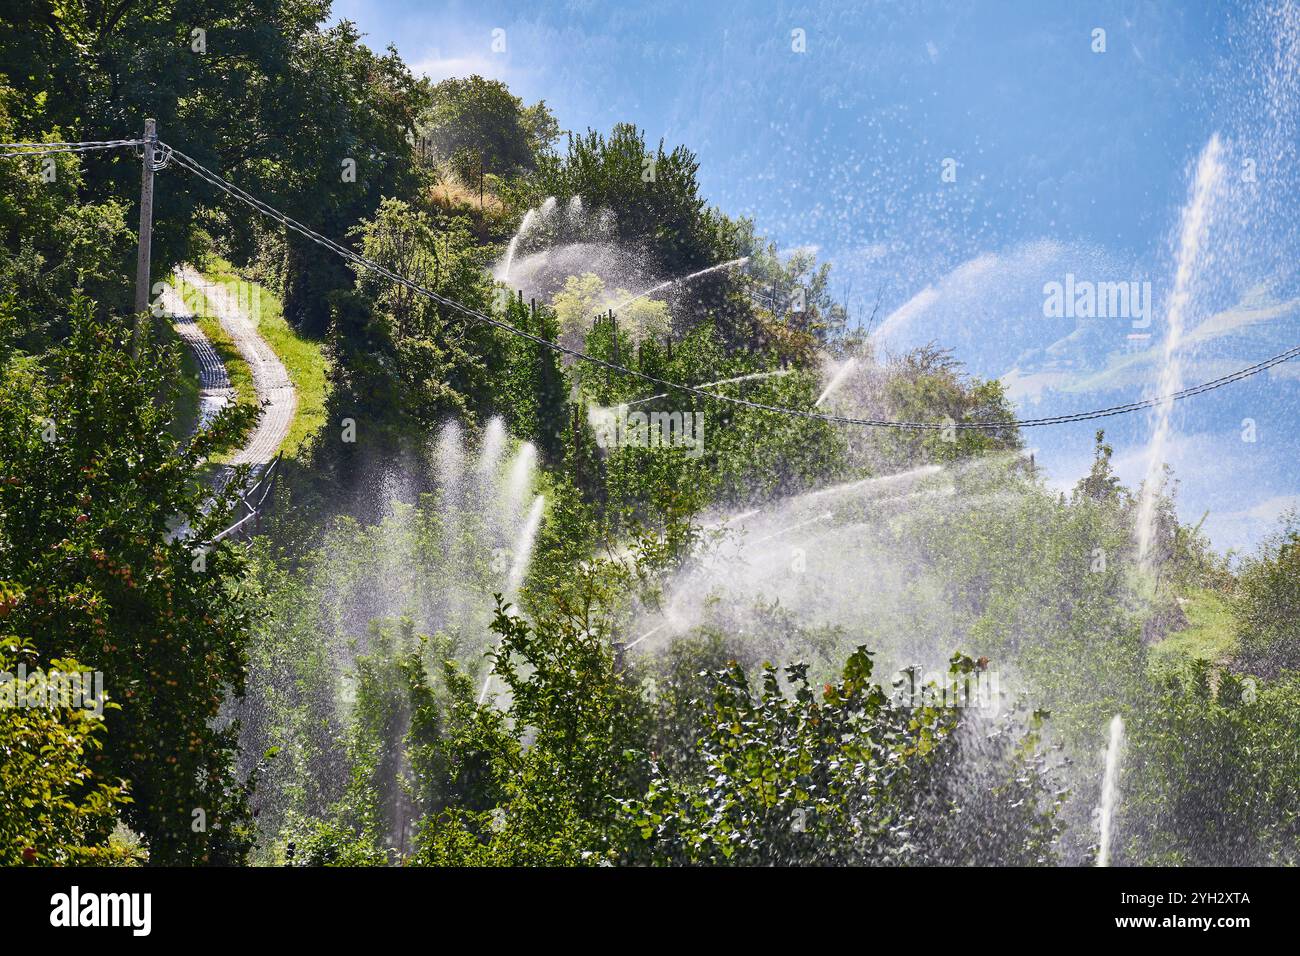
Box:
153, 141, 1300, 430
0, 139, 143, 159
3, 133, 1296, 430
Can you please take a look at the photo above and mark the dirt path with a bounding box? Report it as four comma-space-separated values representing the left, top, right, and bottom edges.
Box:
159, 283, 233, 433
173, 264, 297, 468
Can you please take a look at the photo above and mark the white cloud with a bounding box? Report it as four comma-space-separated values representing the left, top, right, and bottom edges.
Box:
777, 243, 821, 259
410, 50, 507, 82
1205, 495, 1300, 555
1218, 494, 1300, 523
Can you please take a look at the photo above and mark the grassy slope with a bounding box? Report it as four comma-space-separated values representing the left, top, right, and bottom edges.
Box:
168, 267, 258, 464
190, 257, 331, 460
199, 257, 329, 459
1150, 587, 1237, 668
155, 318, 201, 440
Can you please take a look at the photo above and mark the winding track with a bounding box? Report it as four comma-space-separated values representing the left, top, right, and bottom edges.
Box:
159, 282, 233, 433
171, 264, 297, 468
162, 266, 296, 541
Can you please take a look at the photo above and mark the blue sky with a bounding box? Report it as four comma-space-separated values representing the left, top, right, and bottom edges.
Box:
334, 1, 1225, 262
333, 1, 1300, 552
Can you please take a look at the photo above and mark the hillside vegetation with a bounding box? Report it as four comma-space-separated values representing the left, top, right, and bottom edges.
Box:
1, 3, 1298, 868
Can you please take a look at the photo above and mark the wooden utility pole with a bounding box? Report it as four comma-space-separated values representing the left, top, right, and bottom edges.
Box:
132, 118, 157, 354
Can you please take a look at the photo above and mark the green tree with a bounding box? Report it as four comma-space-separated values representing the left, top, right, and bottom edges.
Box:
524, 123, 743, 282
1124, 661, 1300, 865
551, 272, 670, 354
741, 227, 851, 351
1231, 513, 1300, 677
498, 293, 569, 466
0, 298, 258, 864
0, 629, 135, 865
413, 589, 652, 865
248, 22, 430, 333
314, 198, 511, 499
621, 649, 1060, 865
1, 7, 429, 335
417, 75, 557, 180
0, 88, 134, 348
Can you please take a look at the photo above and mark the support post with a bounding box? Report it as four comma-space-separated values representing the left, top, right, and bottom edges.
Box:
607, 308, 616, 390
571, 402, 581, 486
132, 119, 157, 353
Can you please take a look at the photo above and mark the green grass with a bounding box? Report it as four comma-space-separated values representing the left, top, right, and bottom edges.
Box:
154, 318, 201, 440
1151, 587, 1238, 668
198, 256, 330, 459
172, 257, 330, 461
168, 265, 258, 410
168, 267, 258, 463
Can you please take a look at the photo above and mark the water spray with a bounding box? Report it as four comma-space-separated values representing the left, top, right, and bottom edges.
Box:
609, 257, 750, 313
814, 358, 857, 408
478, 493, 547, 704
1135, 136, 1225, 565
1097, 714, 1125, 867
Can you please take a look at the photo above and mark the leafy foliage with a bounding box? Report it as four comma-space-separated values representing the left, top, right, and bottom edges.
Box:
0, 631, 134, 865
0, 300, 257, 864
1123, 661, 1300, 865
0, 90, 134, 350
417, 75, 558, 181
1231, 514, 1300, 677
413, 594, 651, 865
524, 123, 743, 283
621, 650, 1061, 865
